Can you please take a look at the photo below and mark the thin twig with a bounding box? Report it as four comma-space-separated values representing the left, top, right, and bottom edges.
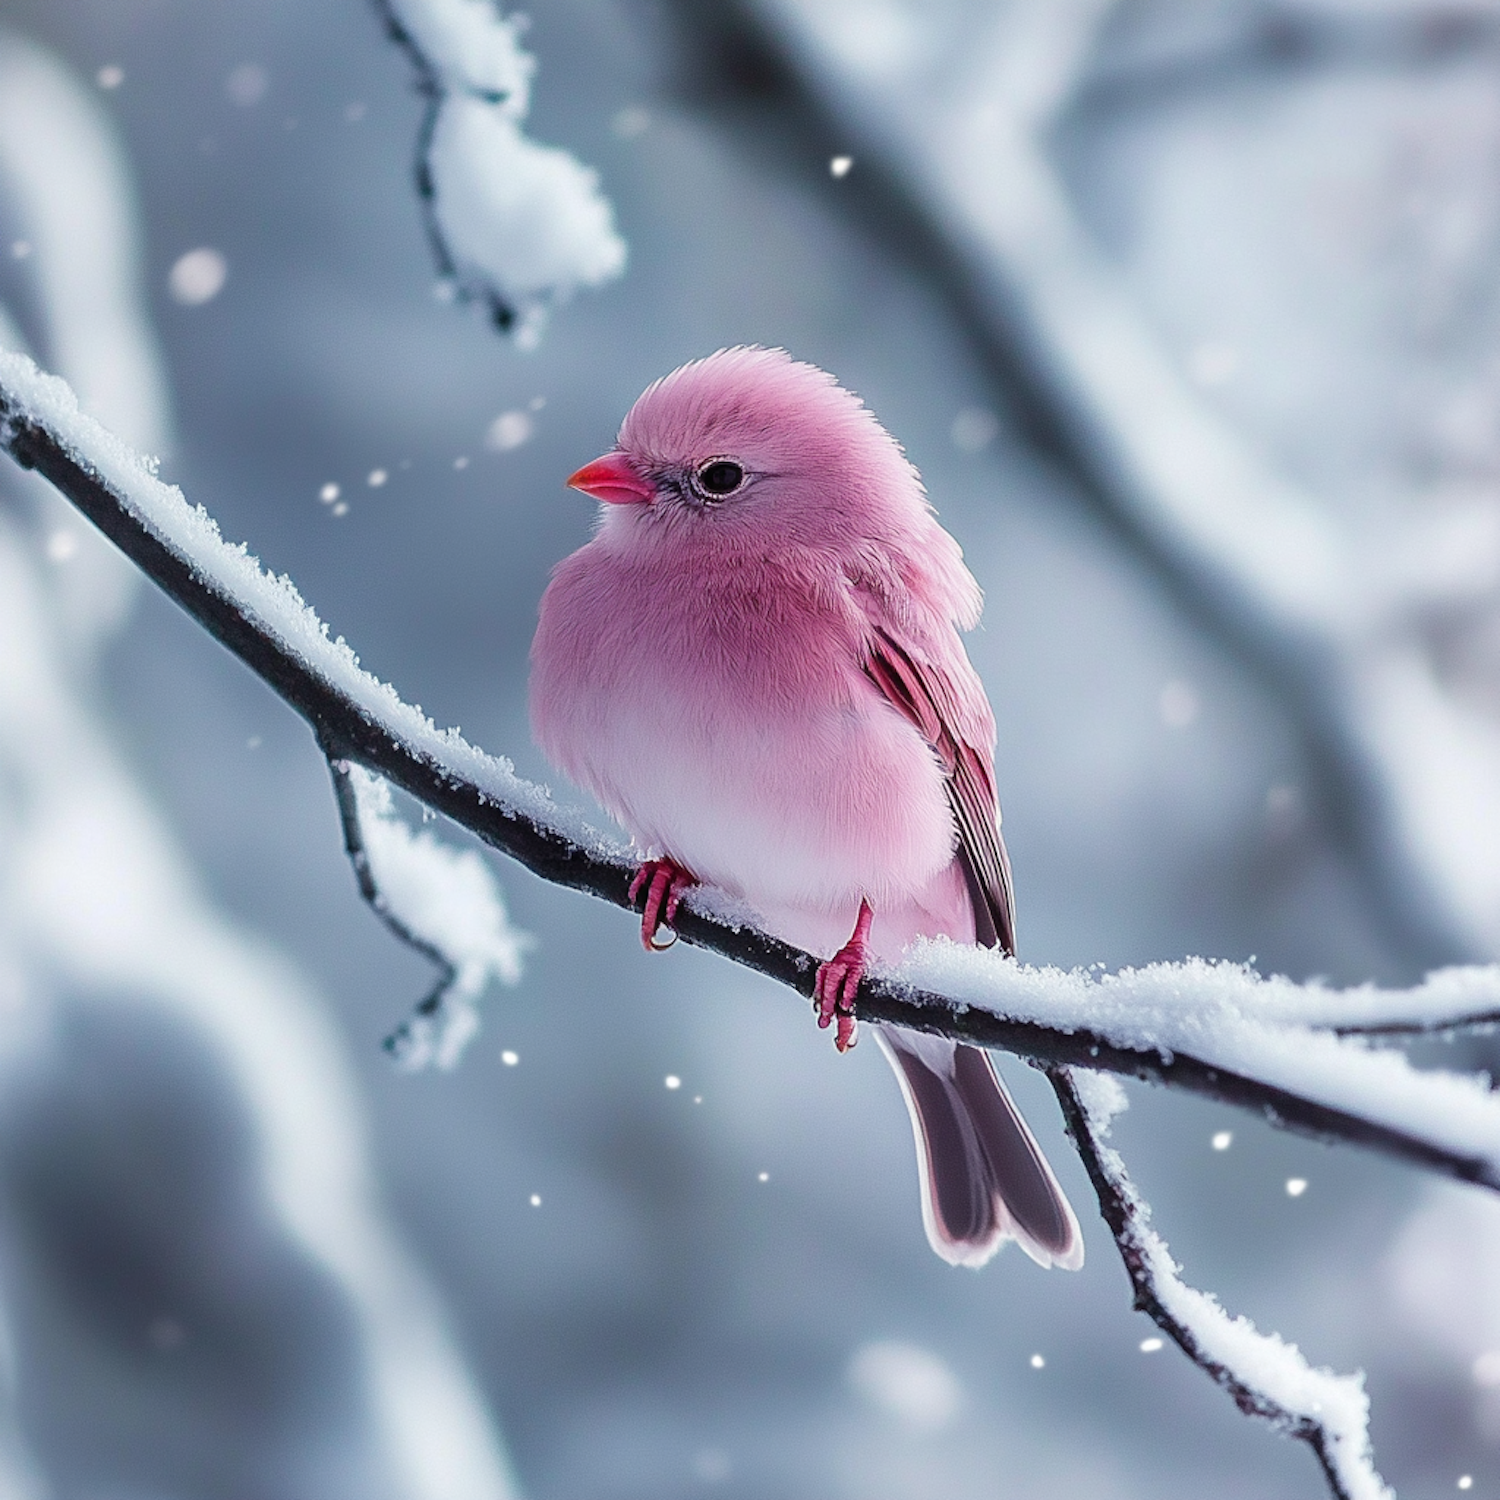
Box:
655, 0, 1463, 968
370, 0, 519, 330
1051, 1067, 1386, 1500
1333, 1011, 1500, 1038
0, 382, 1497, 1192
327, 755, 460, 1061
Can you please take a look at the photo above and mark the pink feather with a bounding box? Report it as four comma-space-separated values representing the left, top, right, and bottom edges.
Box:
531, 347, 1082, 1270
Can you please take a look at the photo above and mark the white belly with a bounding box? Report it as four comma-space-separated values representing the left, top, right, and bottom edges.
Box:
583, 680, 956, 916
532, 542, 965, 947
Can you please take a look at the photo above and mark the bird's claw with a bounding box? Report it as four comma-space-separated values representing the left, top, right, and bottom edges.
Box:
814, 902, 873, 1053
812, 959, 861, 1052
629, 858, 694, 952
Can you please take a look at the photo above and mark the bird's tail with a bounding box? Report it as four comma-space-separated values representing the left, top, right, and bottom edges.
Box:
875, 1028, 1083, 1270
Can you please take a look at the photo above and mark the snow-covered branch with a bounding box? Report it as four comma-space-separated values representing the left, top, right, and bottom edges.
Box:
373, 0, 626, 345
3, 348, 1499, 1195
0, 33, 524, 1493
1053, 1069, 1390, 1500
681, 0, 1500, 964
330, 757, 529, 1069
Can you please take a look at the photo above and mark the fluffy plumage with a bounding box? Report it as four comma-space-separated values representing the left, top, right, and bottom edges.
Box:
530, 347, 1082, 1270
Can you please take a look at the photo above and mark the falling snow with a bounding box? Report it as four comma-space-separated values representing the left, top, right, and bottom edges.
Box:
848, 1341, 963, 1433
167, 248, 227, 306
1069, 1071, 1390, 1500
611, 106, 649, 139
225, 63, 268, 106
485, 410, 533, 451
950, 407, 998, 453
1159, 679, 1200, 729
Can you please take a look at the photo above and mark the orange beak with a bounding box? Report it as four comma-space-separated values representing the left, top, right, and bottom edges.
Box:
566, 452, 656, 506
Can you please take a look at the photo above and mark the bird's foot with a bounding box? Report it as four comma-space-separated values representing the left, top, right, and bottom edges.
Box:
628, 857, 695, 951
814, 900, 873, 1053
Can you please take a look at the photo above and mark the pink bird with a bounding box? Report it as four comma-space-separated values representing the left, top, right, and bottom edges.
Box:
530, 347, 1082, 1270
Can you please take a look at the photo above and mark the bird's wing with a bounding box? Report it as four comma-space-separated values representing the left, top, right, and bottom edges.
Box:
862, 625, 1016, 955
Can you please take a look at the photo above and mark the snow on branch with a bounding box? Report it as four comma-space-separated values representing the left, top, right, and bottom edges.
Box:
373, 0, 627, 345
0, 38, 525, 1489
3, 344, 1493, 1500
903, 943, 1500, 1188
2, 346, 1498, 1176
720, 0, 1500, 962
1053, 1069, 1391, 1500
330, 759, 530, 1069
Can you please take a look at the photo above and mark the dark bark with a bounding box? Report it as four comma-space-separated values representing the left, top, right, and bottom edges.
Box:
1052, 1067, 1376, 1500
370, 0, 520, 331
1, 379, 1496, 1196
328, 756, 460, 1062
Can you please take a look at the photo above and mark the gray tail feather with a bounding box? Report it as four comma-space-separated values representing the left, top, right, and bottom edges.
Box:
876, 1028, 1083, 1270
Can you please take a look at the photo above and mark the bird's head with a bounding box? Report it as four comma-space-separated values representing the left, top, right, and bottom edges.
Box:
565, 346, 930, 552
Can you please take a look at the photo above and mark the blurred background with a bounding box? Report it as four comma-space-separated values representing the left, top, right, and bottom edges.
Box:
0, 0, 1495, 1495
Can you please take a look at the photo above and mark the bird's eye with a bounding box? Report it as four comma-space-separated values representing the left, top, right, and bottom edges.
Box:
695, 459, 744, 497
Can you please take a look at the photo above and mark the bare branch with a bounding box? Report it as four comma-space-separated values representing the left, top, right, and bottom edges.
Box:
1, 351, 1498, 1188
1052, 1068, 1391, 1500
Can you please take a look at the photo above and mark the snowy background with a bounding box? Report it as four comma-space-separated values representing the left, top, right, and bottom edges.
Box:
0, 0, 1496, 1496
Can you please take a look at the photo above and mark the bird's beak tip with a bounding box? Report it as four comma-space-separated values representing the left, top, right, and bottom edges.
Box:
566, 452, 655, 505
